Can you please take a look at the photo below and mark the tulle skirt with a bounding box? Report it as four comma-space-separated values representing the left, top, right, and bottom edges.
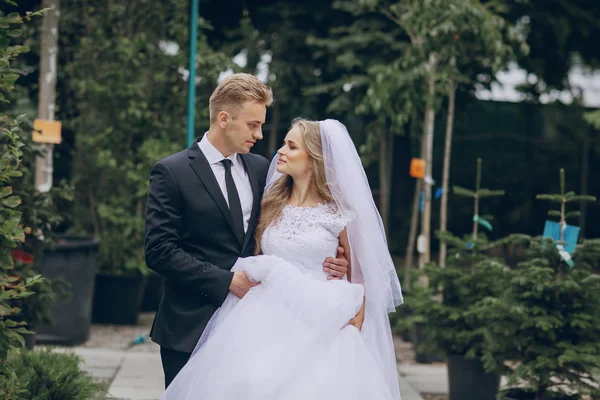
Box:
160, 255, 396, 400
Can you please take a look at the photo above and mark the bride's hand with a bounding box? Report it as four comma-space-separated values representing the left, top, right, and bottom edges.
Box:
347, 315, 364, 331
347, 296, 366, 331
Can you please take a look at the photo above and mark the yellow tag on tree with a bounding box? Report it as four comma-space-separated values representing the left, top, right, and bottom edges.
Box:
409, 158, 426, 179
32, 119, 62, 144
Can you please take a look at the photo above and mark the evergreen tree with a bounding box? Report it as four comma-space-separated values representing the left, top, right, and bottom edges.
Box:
404, 158, 511, 372
487, 170, 600, 400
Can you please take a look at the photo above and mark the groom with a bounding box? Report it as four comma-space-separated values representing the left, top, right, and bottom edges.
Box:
144, 73, 349, 388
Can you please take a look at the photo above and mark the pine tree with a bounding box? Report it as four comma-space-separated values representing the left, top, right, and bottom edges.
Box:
404, 159, 510, 372
488, 170, 600, 400
537, 168, 596, 245
495, 237, 600, 400
452, 158, 505, 243
409, 230, 511, 373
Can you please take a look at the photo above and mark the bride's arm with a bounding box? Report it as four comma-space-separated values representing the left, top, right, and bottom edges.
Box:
340, 228, 366, 331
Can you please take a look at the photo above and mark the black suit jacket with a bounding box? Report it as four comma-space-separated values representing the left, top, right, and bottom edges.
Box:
144, 138, 270, 353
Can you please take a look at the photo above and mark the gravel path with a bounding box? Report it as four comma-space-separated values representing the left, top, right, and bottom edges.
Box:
81, 312, 159, 353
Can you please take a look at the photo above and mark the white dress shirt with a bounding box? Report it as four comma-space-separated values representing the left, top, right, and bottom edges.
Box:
199, 134, 253, 233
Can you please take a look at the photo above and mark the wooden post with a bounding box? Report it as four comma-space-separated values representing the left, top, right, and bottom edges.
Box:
418, 52, 438, 270
35, 0, 60, 192
439, 78, 456, 267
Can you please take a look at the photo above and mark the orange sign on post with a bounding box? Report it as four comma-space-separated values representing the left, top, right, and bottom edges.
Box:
409, 158, 426, 179
32, 119, 62, 144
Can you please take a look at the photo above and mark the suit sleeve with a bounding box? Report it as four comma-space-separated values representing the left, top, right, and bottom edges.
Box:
144, 161, 234, 307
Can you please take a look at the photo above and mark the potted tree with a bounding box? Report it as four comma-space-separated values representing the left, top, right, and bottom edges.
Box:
408, 231, 513, 400
496, 238, 600, 400
404, 158, 510, 400
493, 170, 600, 400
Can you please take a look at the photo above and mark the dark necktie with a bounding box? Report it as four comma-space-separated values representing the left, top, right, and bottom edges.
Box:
221, 159, 245, 245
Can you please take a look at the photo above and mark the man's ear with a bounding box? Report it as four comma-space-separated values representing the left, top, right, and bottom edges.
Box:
218, 111, 229, 128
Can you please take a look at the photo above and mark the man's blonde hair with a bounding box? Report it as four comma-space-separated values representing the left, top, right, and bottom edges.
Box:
209, 73, 273, 122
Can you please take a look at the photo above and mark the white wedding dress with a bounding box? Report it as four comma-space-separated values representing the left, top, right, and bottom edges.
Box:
161, 202, 398, 400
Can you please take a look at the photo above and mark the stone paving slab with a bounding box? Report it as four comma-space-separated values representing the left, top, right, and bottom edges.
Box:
399, 364, 448, 395
68, 346, 426, 400
52, 347, 126, 368
49, 346, 125, 385
30, 310, 445, 399
108, 351, 164, 400
54, 316, 430, 400
399, 363, 515, 396
105, 350, 423, 400
398, 374, 425, 400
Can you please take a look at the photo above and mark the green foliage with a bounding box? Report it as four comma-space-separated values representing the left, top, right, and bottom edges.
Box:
4, 116, 71, 329
61, 0, 231, 274
308, 0, 424, 163
0, 5, 72, 397
453, 158, 505, 199
0, 3, 47, 395
404, 230, 512, 373
583, 109, 600, 130
502, 1, 600, 99
0, 118, 46, 397
373, 0, 525, 74
408, 230, 600, 398
226, 5, 336, 115
486, 236, 600, 399
452, 158, 504, 240
452, 186, 475, 197
7, 348, 105, 400
537, 169, 596, 207
311, 0, 527, 163
0, 6, 44, 104
0, 4, 71, 330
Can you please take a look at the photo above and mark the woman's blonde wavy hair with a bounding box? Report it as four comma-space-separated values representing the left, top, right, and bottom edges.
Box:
255, 119, 334, 255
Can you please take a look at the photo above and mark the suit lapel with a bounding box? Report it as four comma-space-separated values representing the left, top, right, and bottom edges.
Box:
187, 141, 239, 243
239, 153, 260, 252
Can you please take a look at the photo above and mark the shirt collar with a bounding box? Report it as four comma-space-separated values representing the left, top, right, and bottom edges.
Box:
199, 133, 239, 166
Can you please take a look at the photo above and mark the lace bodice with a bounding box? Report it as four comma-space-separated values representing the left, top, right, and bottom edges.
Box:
261, 202, 348, 281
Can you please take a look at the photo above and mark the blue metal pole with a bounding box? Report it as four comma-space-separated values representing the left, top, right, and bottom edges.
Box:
186, 0, 199, 147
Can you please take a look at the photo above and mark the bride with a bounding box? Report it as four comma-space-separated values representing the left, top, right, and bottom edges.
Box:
161, 119, 403, 400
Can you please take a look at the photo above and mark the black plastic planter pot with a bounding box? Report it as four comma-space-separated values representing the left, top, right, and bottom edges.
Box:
499, 389, 579, 400
37, 236, 100, 345
500, 389, 536, 400
448, 354, 501, 400
412, 322, 445, 363
92, 273, 147, 325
